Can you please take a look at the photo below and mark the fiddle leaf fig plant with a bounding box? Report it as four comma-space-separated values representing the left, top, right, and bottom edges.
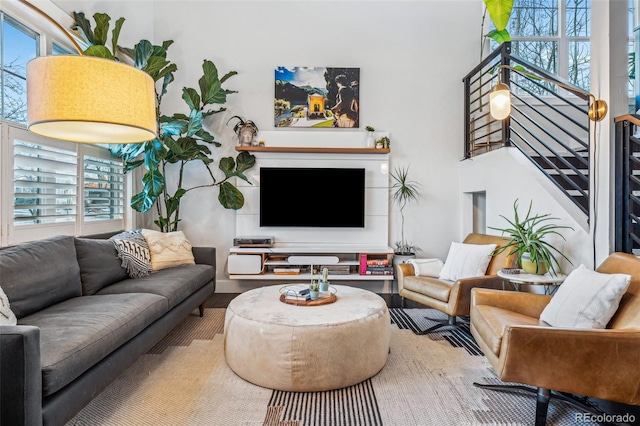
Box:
72, 12, 255, 232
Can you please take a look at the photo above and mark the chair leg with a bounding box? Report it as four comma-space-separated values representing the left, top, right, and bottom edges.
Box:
199, 303, 204, 317
535, 388, 550, 426
473, 383, 608, 426
417, 315, 464, 335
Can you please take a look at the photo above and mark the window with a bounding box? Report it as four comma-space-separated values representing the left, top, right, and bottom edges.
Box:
83, 151, 125, 222
13, 138, 77, 226
0, 7, 128, 245
1, 14, 39, 124
494, 0, 590, 91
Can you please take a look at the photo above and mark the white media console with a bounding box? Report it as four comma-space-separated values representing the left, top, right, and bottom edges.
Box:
228, 244, 394, 282
228, 130, 394, 291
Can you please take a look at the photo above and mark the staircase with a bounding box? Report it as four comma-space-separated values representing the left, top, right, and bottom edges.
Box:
529, 152, 589, 215
463, 43, 592, 218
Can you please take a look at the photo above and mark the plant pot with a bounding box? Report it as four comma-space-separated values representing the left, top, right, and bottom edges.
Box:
319, 282, 329, 292
520, 252, 548, 275
309, 290, 319, 300
392, 253, 416, 271
238, 126, 255, 146
365, 131, 375, 148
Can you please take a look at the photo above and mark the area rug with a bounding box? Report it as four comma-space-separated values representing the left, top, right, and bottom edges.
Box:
66, 308, 582, 426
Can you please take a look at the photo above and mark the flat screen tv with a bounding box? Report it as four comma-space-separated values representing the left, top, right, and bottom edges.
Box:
260, 167, 365, 227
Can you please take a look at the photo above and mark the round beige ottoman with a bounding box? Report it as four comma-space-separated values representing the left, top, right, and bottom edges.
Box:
224, 284, 390, 392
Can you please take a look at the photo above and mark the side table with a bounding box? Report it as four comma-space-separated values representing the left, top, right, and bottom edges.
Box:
497, 269, 566, 295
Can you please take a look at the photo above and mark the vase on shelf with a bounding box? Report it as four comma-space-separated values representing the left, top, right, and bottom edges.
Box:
365, 131, 375, 148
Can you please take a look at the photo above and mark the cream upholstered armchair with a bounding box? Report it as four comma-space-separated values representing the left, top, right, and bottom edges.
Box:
470, 252, 640, 426
396, 233, 515, 334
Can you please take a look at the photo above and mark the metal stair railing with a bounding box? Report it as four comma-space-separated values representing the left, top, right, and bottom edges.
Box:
615, 114, 640, 254
462, 42, 592, 216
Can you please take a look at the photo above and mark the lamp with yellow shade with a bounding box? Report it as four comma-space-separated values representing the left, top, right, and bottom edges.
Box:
20, 0, 157, 144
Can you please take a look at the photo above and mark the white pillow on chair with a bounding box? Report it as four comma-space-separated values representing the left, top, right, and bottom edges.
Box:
407, 258, 444, 277
540, 264, 631, 329
438, 242, 497, 282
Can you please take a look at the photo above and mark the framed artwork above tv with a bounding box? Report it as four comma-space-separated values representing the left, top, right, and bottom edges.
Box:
274, 67, 360, 129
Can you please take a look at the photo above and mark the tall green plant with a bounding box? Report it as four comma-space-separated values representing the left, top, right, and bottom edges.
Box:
72, 12, 255, 232
483, 0, 514, 44
490, 199, 573, 275
390, 165, 421, 255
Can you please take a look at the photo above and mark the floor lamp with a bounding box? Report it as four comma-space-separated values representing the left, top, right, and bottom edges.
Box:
20, 0, 157, 144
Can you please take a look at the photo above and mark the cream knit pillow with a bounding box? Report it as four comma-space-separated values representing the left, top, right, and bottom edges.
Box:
141, 229, 195, 271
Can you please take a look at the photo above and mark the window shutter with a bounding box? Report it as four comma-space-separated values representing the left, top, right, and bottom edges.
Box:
83, 154, 125, 222
13, 139, 77, 225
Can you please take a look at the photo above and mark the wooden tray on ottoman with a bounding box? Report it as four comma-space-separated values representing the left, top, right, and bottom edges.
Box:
279, 293, 337, 306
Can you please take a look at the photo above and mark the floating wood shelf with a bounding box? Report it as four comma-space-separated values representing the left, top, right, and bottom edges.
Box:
235, 146, 390, 154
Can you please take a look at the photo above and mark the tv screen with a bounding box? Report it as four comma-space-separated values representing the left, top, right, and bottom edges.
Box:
260, 167, 365, 227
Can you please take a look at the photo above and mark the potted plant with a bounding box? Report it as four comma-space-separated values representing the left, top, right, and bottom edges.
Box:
391, 165, 421, 265
319, 267, 330, 292
490, 199, 573, 276
365, 125, 375, 148
309, 281, 320, 300
72, 12, 256, 233
227, 116, 259, 146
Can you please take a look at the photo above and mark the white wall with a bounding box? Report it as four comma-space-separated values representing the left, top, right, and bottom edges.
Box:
460, 147, 592, 273
52, 0, 487, 290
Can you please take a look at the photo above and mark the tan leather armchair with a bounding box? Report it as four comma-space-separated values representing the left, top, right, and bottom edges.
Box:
397, 233, 515, 333
470, 252, 640, 425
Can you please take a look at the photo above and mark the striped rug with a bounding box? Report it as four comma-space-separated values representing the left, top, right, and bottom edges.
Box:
389, 308, 483, 356
66, 307, 584, 426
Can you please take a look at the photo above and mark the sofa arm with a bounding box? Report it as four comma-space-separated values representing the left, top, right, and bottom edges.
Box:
192, 246, 216, 268
396, 263, 415, 294
1, 325, 42, 426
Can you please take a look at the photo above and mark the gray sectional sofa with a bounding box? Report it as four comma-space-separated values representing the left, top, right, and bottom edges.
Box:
0, 235, 216, 426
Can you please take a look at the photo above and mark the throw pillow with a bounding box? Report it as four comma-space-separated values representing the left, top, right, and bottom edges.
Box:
540, 264, 631, 329
75, 238, 130, 294
141, 229, 195, 271
438, 242, 497, 282
0, 286, 17, 326
407, 258, 444, 277
110, 230, 153, 278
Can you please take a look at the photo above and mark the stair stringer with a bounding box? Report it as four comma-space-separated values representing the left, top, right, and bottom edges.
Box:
505, 147, 589, 232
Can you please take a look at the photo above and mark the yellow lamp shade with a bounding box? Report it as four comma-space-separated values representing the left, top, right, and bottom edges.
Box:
27, 55, 157, 144
489, 82, 512, 120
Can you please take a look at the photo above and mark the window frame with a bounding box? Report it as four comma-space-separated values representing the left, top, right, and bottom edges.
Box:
0, 4, 131, 246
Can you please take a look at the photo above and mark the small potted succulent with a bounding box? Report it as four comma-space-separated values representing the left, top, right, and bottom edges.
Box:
227, 115, 259, 146
309, 281, 320, 300
319, 267, 330, 292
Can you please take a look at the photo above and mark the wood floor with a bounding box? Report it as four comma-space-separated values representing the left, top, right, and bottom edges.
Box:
204, 291, 422, 309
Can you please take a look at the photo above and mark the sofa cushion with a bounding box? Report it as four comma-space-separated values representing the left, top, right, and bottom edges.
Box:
141, 229, 195, 271
0, 235, 82, 319
111, 230, 152, 278
96, 264, 214, 310
439, 242, 497, 282
74, 238, 129, 295
19, 293, 167, 396
0, 286, 17, 325
540, 264, 632, 329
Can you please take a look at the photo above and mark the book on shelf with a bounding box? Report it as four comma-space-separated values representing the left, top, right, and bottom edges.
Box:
366, 259, 390, 266
364, 269, 394, 275
274, 267, 300, 275
359, 253, 393, 274
282, 284, 310, 300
